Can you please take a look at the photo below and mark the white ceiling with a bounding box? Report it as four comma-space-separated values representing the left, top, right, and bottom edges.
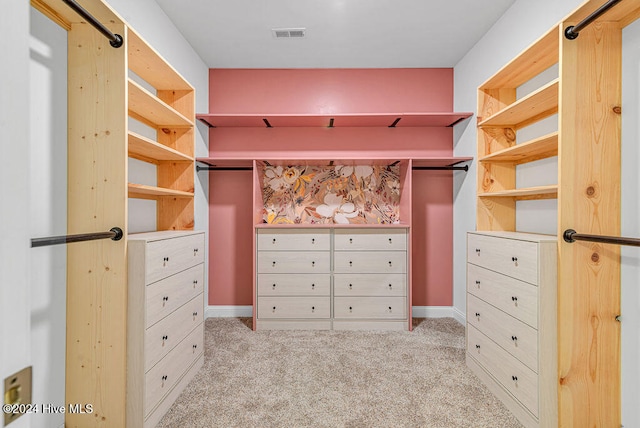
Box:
155, 0, 516, 68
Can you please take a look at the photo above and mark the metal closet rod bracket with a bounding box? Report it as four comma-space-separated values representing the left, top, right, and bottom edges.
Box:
565, 0, 622, 40
62, 0, 124, 48
562, 229, 640, 247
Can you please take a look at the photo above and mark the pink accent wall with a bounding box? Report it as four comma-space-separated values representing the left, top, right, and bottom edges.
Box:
207, 69, 455, 307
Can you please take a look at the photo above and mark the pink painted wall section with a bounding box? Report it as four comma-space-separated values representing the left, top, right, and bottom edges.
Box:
209, 68, 453, 114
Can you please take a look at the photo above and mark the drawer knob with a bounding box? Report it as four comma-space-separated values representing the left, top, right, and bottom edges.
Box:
475, 344, 480, 349
475, 248, 480, 254
311, 238, 315, 244
272, 261, 276, 267
193, 280, 198, 288
349, 238, 353, 244
162, 375, 168, 381
163, 256, 169, 266
475, 312, 480, 318
512, 256, 518, 263
349, 306, 353, 312
311, 284, 315, 289
193, 344, 198, 350
512, 375, 518, 382
388, 284, 392, 289
193, 311, 198, 317
272, 283, 277, 289
349, 261, 353, 266
193, 248, 199, 256
388, 306, 392, 312
311, 261, 315, 267
511, 296, 518, 302
272, 306, 276, 312
311, 306, 315, 312
162, 335, 168, 341
511, 335, 518, 342
388, 261, 392, 267
272, 238, 276, 244
475, 280, 480, 285
162, 296, 169, 302
349, 284, 353, 289
389, 238, 392, 244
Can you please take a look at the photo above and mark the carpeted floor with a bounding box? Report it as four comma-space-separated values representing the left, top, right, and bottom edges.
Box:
157, 318, 522, 428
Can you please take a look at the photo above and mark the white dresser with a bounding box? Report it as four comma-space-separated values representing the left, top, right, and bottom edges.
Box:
255, 227, 409, 331
466, 231, 557, 428
127, 231, 205, 427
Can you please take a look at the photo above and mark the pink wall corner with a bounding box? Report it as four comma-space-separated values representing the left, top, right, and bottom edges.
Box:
209, 68, 453, 114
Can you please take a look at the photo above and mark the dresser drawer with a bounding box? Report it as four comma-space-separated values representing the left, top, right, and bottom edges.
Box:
334, 229, 407, 251
257, 229, 330, 251
334, 251, 406, 274
258, 297, 330, 319
467, 263, 538, 328
145, 233, 205, 284
334, 297, 406, 319
145, 294, 203, 371
467, 233, 538, 284
467, 294, 538, 372
257, 274, 330, 296
257, 251, 330, 273
467, 325, 538, 417
334, 274, 406, 296
146, 264, 204, 327
144, 324, 203, 415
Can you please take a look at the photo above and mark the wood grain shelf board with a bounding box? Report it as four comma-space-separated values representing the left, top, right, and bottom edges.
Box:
128, 132, 193, 163
128, 183, 194, 198
480, 27, 559, 90
478, 79, 559, 129
127, 29, 192, 91
196, 112, 473, 128
128, 79, 193, 128
479, 132, 558, 164
478, 185, 557, 200
566, 0, 640, 28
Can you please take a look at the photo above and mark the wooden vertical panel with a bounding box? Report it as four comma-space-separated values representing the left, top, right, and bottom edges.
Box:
558, 22, 622, 427
66, 23, 127, 427
157, 89, 195, 156
476, 88, 516, 231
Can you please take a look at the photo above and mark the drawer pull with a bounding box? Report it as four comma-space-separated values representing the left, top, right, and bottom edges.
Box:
162, 296, 169, 302
311, 261, 315, 267
388, 284, 392, 289
193, 248, 199, 256
162, 375, 168, 381
349, 284, 353, 289
311, 284, 315, 289
163, 256, 169, 266
162, 335, 168, 343
272, 306, 276, 312
193, 280, 198, 288
349, 238, 353, 244
311, 306, 315, 312
193, 311, 198, 317
349, 261, 353, 266
475, 312, 480, 318
349, 306, 353, 312
475, 344, 481, 349
511, 296, 518, 302
272, 283, 277, 289
193, 344, 198, 350
475, 248, 480, 254
388, 261, 392, 267
388, 306, 392, 312
511, 335, 518, 342
272, 261, 276, 267
311, 238, 315, 244
272, 238, 276, 244
511, 375, 518, 382
475, 280, 480, 286
389, 238, 392, 244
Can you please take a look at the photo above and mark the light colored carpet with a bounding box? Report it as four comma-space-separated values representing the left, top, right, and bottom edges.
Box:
157, 318, 522, 428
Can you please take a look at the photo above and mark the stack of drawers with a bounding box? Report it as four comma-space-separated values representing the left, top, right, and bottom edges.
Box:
255, 227, 409, 331
466, 231, 557, 428
333, 229, 408, 330
127, 231, 205, 428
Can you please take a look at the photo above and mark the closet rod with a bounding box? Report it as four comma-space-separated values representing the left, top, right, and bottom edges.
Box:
412, 165, 469, 171
62, 0, 124, 48
564, 0, 621, 39
196, 165, 253, 171
31, 227, 124, 248
562, 229, 640, 247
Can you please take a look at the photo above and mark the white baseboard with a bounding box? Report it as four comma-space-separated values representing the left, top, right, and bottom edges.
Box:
206, 305, 253, 318
206, 305, 464, 321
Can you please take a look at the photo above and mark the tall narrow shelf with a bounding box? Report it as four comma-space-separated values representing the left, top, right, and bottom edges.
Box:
471, 1, 640, 427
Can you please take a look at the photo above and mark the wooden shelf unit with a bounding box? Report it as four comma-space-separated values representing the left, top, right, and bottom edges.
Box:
474, 1, 640, 426
30, 0, 197, 426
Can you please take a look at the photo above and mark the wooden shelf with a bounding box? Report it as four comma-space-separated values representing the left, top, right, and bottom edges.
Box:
479, 132, 558, 164
480, 28, 559, 90
128, 79, 193, 128
196, 112, 473, 128
128, 183, 194, 199
478, 79, 558, 129
127, 29, 192, 91
478, 185, 557, 200
128, 132, 193, 163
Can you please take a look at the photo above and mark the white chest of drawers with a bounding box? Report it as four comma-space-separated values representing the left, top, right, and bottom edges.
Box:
466, 231, 557, 428
255, 227, 409, 331
127, 230, 205, 428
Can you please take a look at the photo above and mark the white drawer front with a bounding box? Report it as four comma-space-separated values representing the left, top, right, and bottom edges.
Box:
257, 229, 330, 251
467, 263, 538, 328
467, 325, 538, 417
334, 274, 406, 296
334, 229, 407, 251
334, 296, 406, 319
467, 294, 538, 372
146, 263, 204, 327
258, 297, 330, 319
145, 233, 205, 284
144, 324, 203, 415
145, 294, 203, 371
467, 233, 538, 284
257, 274, 330, 296
334, 251, 406, 274
257, 251, 330, 273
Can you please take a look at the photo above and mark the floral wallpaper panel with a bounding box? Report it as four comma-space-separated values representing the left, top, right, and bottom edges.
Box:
261, 164, 401, 225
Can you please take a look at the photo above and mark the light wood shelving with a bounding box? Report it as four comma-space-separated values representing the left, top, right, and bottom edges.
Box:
473, 1, 640, 427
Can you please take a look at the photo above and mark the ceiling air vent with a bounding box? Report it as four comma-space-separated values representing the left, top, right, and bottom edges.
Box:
272, 28, 306, 38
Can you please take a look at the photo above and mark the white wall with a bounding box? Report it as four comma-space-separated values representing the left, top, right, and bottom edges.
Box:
1, 0, 32, 427
23, 2, 209, 428
453, 0, 640, 425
